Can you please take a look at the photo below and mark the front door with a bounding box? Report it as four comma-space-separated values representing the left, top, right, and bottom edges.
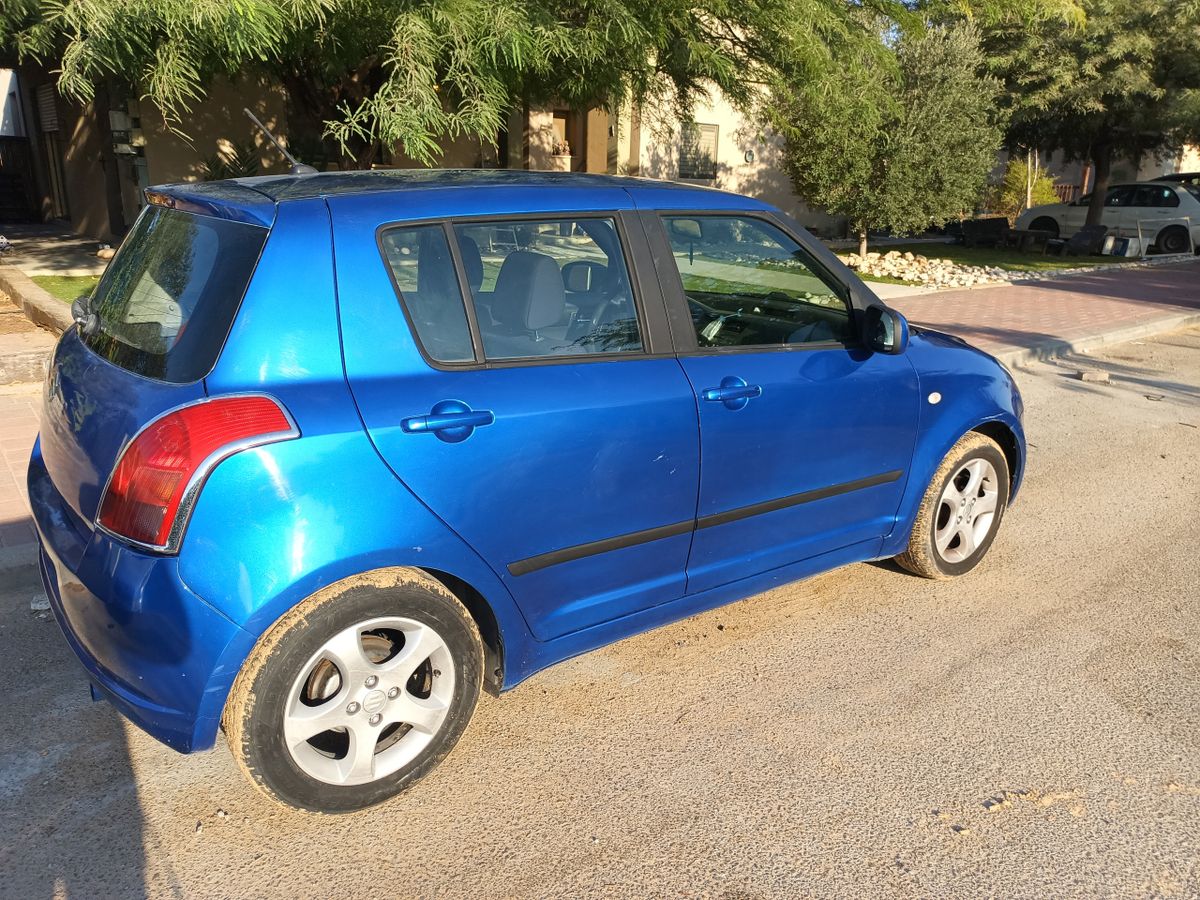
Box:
331, 198, 700, 641
651, 213, 921, 594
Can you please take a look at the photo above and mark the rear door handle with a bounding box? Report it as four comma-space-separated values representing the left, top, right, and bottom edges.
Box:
701, 376, 762, 410
402, 400, 494, 443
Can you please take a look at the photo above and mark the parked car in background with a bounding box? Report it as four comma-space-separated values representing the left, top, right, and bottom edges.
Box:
1153, 172, 1200, 187
1016, 181, 1200, 254
31, 170, 1025, 813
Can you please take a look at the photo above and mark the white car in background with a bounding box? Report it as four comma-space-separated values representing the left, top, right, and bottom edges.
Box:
1016, 181, 1200, 254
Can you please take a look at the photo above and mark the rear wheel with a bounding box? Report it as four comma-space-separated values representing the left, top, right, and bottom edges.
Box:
896, 432, 1010, 579
1155, 225, 1190, 255
224, 568, 483, 813
1029, 216, 1059, 237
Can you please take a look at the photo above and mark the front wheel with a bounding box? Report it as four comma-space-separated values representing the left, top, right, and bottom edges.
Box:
224, 569, 483, 813
895, 432, 1010, 579
1029, 216, 1059, 238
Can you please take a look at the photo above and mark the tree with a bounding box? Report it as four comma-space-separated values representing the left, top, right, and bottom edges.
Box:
986, 154, 1060, 223
0, 0, 907, 169
771, 23, 1006, 256
981, 0, 1200, 227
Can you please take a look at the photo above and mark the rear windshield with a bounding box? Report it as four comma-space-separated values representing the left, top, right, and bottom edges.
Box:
82, 205, 268, 382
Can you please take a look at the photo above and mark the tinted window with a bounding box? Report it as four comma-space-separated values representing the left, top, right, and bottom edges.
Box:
662, 215, 853, 349
453, 218, 642, 360
83, 206, 267, 382
1105, 187, 1135, 206
380, 225, 474, 362
1139, 185, 1180, 207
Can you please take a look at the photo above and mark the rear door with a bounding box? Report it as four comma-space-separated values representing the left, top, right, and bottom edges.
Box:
1128, 184, 1183, 246
330, 193, 700, 641
647, 212, 920, 594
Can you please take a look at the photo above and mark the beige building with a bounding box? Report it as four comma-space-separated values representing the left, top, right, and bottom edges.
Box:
1, 65, 290, 241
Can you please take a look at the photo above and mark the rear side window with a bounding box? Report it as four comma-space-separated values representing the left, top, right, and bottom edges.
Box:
380, 225, 474, 363
455, 217, 643, 360
83, 206, 267, 382
379, 216, 645, 365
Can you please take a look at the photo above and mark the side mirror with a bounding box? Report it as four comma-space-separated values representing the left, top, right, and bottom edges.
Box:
862, 304, 908, 355
562, 260, 607, 293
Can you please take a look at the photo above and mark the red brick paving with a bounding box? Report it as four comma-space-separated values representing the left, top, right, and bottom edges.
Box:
0, 260, 1196, 563
890, 261, 1200, 358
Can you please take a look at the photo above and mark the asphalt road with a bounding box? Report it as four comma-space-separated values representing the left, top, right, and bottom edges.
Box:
2, 329, 1198, 899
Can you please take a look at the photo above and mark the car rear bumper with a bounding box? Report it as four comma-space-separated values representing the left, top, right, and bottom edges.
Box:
29, 440, 244, 752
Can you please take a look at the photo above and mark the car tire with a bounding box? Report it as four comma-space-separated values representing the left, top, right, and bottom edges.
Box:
1029, 216, 1059, 237
1155, 225, 1190, 255
895, 432, 1010, 580
223, 568, 483, 813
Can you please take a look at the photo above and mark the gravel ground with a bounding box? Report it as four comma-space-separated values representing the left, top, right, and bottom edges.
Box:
1, 329, 1198, 899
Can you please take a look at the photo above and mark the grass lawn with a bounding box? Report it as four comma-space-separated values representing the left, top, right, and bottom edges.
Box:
31, 275, 101, 303
872, 242, 1136, 274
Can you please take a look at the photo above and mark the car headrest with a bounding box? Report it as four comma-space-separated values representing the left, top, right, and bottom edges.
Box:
492, 250, 565, 332
457, 234, 484, 292
415, 231, 459, 307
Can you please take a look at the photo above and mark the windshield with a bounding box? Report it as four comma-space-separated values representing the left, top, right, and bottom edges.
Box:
82, 205, 268, 382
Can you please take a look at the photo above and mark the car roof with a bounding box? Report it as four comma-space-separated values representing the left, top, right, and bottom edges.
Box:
150, 169, 771, 228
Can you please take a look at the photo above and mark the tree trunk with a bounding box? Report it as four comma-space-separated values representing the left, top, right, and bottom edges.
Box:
1085, 143, 1113, 227
1025, 149, 1033, 211
858, 228, 869, 258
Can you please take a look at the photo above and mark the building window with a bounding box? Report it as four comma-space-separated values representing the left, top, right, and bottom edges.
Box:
678, 123, 718, 180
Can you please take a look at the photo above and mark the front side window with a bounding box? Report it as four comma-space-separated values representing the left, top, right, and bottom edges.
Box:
380, 224, 474, 363
662, 215, 853, 349
453, 218, 643, 360
1105, 187, 1135, 207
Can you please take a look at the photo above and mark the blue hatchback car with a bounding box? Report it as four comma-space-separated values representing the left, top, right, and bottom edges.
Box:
30, 170, 1024, 812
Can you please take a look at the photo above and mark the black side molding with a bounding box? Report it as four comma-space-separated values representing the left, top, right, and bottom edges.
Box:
506, 469, 904, 577
696, 470, 903, 530
507, 520, 694, 577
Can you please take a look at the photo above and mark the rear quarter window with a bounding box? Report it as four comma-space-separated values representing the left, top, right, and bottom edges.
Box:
83, 205, 268, 382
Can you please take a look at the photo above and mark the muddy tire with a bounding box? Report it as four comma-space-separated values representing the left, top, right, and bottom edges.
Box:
895, 432, 1010, 580
223, 568, 483, 813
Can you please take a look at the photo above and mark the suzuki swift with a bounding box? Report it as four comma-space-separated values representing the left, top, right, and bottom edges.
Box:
31, 170, 1025, 813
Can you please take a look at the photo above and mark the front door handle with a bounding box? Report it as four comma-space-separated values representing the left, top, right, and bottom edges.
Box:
401, 400, 494, 443
701, 376, 762, 410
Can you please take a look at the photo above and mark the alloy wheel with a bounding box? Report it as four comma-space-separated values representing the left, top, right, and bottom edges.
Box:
283, 617, 455, 786
933, 458, 1000, 564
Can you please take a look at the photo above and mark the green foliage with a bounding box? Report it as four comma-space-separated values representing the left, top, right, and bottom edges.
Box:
985, 156, 1060, 222
771, 23, 1006, 251
980, 0, 1200, 223
2, 0, 913, 168
198, 141, 261, 181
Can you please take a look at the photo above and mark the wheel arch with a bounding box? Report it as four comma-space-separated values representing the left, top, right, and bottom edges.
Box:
972, 420, 1021, 490
422, 567, 505, 696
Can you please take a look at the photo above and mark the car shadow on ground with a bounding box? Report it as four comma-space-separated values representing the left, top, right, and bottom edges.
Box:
0, 562, 148, 898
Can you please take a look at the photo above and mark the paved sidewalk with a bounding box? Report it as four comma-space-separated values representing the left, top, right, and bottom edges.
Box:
0, 223, 109, 277
0, 383, 39, 571
0, 260, 1197, 572
888, 260, 1200, 364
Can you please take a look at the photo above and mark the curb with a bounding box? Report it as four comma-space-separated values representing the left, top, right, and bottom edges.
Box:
989, 312, 1200, 369
0, 266, 73, 334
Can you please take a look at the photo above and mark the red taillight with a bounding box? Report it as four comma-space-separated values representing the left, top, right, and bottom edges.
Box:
98, 395, 296, 550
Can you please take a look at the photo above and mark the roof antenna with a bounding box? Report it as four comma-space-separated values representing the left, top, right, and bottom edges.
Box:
244, 108, 318, 176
